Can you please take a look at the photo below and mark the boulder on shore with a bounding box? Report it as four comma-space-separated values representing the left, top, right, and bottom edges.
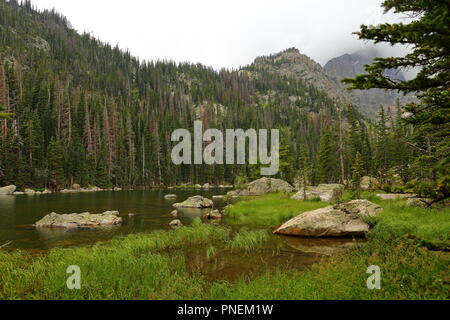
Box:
24, 188, 36, 195
274, 200, 382, 237
34, 211, 122, 228
203, 183, 210, 189
72, 184, 81, 191
212, 195, 225, 200
173, 196, 214, 208
360, 176, 379, 190
0, 185, 16, 195
376, 193, 415, 200
232, 178, 294, 196
291, 184, 344, 202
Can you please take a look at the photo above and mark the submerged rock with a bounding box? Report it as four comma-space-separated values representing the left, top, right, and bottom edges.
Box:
170, 210, 178, 217
173, 196, 214, 208
232, 177, 294, 196
0, 185, 16, 195
274, 200, 382, 237
291, 184, 344, 202
34, 211, 122, 228
164, 194, 177, 199
169, 219, 183, 228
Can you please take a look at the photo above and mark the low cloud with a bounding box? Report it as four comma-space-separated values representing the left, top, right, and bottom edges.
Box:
28, 0, 412, 68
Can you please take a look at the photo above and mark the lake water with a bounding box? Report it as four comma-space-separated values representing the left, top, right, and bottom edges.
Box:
0, 189, 232, 251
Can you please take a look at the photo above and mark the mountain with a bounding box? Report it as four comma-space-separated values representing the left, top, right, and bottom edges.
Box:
243, 48, 347, 102
324, 47, 416, 118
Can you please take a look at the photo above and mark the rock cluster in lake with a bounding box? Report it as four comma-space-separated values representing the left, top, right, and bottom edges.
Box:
274, 200, 382, 237
34, 211, 122, 228
173, 196, 214, 208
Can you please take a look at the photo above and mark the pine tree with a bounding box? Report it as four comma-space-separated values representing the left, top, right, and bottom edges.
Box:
344, 0, 450, 201
317, 128, 336, 184
351, 152, 364, 199
47, 138, 65, 190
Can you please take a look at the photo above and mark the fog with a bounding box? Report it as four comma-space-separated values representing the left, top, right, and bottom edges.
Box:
28, 0, 412, 69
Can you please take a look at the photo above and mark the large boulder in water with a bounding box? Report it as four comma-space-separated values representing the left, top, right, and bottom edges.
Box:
274, 200, 382, 237
173, 195, 214, 208
291, 184, 344, 202
0, 185, 16, 195
34, 211, 122, 228
234, 178, 294, 196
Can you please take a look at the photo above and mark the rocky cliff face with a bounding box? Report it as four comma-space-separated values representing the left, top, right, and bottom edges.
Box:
245, 47, 416, 119
324, 47, 416, 118
248, 48, 348, 102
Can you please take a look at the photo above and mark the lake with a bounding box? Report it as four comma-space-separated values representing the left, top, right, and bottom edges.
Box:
0, 189, 232, 250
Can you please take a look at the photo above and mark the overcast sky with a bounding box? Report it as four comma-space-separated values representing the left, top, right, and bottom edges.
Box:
27, 0, 410, 69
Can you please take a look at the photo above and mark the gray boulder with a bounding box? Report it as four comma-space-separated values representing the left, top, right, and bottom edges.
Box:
0, 185, 16, 195
233, 178, 294, 196
360, 176, 379, 190
164, 194, 177, 199
204, 209, 222, 220
274, 200, 382, 237
34, 211, 122, 228
407, 198, 450, 209
173, 196, 214, 208
291, 184, 344, 202
24, 188, 36, 195
169, 219, 183, 228
376, 193, 416, 200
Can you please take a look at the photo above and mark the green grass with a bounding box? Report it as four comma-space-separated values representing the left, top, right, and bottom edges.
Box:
1, 193, 448, 300
226, 230, 269, 251
225, 193, 328, 227
208, 240, 449, 300
0, 221, 230, 300
367, 198, 450, 249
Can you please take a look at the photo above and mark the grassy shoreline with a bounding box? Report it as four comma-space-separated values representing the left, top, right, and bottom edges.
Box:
1, 193, 449, 300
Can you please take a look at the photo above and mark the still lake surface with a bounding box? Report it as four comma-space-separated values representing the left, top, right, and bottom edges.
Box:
0, 189, 231, 250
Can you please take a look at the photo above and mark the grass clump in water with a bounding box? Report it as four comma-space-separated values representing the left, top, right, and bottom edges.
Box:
227, 230, 269, 251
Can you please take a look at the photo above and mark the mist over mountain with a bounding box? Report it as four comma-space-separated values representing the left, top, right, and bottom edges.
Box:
324, 47, 416, 118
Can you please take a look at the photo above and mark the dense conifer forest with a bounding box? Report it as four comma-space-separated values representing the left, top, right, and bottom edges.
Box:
0, 0, 432, 193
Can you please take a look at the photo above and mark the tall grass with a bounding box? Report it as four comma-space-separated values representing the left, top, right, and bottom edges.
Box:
0, 222, 230, 300
226, 230, 269, 251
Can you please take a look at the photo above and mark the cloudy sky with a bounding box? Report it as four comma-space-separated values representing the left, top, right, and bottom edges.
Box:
28, 0, 409, 69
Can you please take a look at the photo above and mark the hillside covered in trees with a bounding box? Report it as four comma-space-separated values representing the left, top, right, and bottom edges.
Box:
0, 0, 419, 191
